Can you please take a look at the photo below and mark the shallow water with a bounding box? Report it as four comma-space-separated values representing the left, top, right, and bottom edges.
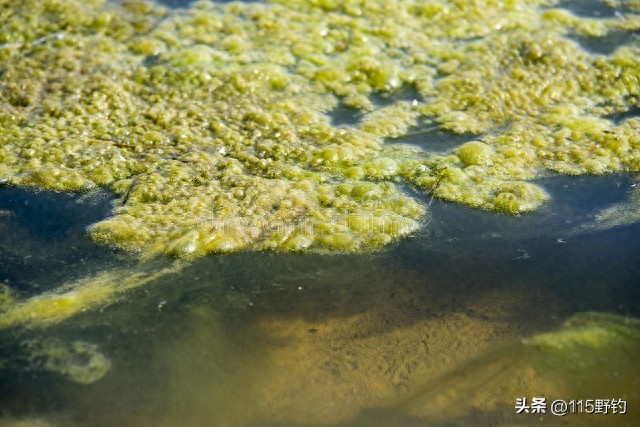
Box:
2, 0, 640, 425
1, 171, 639, 426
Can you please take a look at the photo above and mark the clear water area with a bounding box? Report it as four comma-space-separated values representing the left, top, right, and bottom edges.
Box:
0, 171, 639, 427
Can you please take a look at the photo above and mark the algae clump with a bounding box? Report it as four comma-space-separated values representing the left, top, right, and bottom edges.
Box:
0, 0, 640, 257
0, 261, 182, 330
24, 338, 112, 384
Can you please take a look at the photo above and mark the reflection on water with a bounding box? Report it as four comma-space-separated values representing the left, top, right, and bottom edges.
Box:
1, 173, 639, 426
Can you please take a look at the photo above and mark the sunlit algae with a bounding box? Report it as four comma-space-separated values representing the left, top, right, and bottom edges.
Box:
1, 0, 640, 328
1, 0, 639, 257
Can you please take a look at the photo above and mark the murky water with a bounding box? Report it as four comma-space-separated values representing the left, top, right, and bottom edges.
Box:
1, 171, 639, 426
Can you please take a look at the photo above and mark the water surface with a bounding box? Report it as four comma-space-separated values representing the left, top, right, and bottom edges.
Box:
1, 172, 639, 426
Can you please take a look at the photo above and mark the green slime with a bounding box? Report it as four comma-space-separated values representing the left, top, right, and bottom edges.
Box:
1, 0, 640, 257
23, 338, 112, 384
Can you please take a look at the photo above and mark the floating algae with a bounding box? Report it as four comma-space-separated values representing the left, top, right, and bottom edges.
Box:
2, 0, 640, 327
22, 338, 112, 384
0, 261, 182, 329
0, 284, 15, 312
0, 0, 639, 258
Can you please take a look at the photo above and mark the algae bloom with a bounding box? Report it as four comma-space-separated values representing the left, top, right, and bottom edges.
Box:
0, 0, 640, 257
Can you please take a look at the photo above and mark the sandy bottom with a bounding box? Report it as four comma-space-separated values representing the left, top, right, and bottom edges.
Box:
52, 265, 607, 427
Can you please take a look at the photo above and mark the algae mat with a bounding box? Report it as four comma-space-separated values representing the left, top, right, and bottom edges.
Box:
1, 0, 640, 257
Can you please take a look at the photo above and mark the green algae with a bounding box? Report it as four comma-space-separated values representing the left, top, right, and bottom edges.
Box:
0, 0, 639, 257
0, 284, 15, 312
3, 0, 640, 326
0, 261, 182, 330
527, 312, 640, 356
24, 338, 111, 384
528, 312, 640, 364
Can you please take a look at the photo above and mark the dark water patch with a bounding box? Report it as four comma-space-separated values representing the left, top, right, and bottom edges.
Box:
395, 174, 640, 314
388, 125, 477, 153
539, 172, 634, 216
0, 366, 70, 421
398, 174, 640, 317
540, 222, 640, 316
142, 54, 161, 68
152, 251, 404, 326
0, 188, 113, 240
0, 187, 124, 295
152, 0, 261, 8
573, 30, 640, 55
155, 0, 195, 7
329, 101, 362, 126
607, 104, 640, 124
554, 0, 617, 18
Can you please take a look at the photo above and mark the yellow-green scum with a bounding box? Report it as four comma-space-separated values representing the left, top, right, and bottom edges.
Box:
1, 0, 640, 257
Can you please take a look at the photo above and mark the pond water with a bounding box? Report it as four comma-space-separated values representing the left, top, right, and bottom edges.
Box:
2, 0, 640, 426
1, 171, 639, 426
